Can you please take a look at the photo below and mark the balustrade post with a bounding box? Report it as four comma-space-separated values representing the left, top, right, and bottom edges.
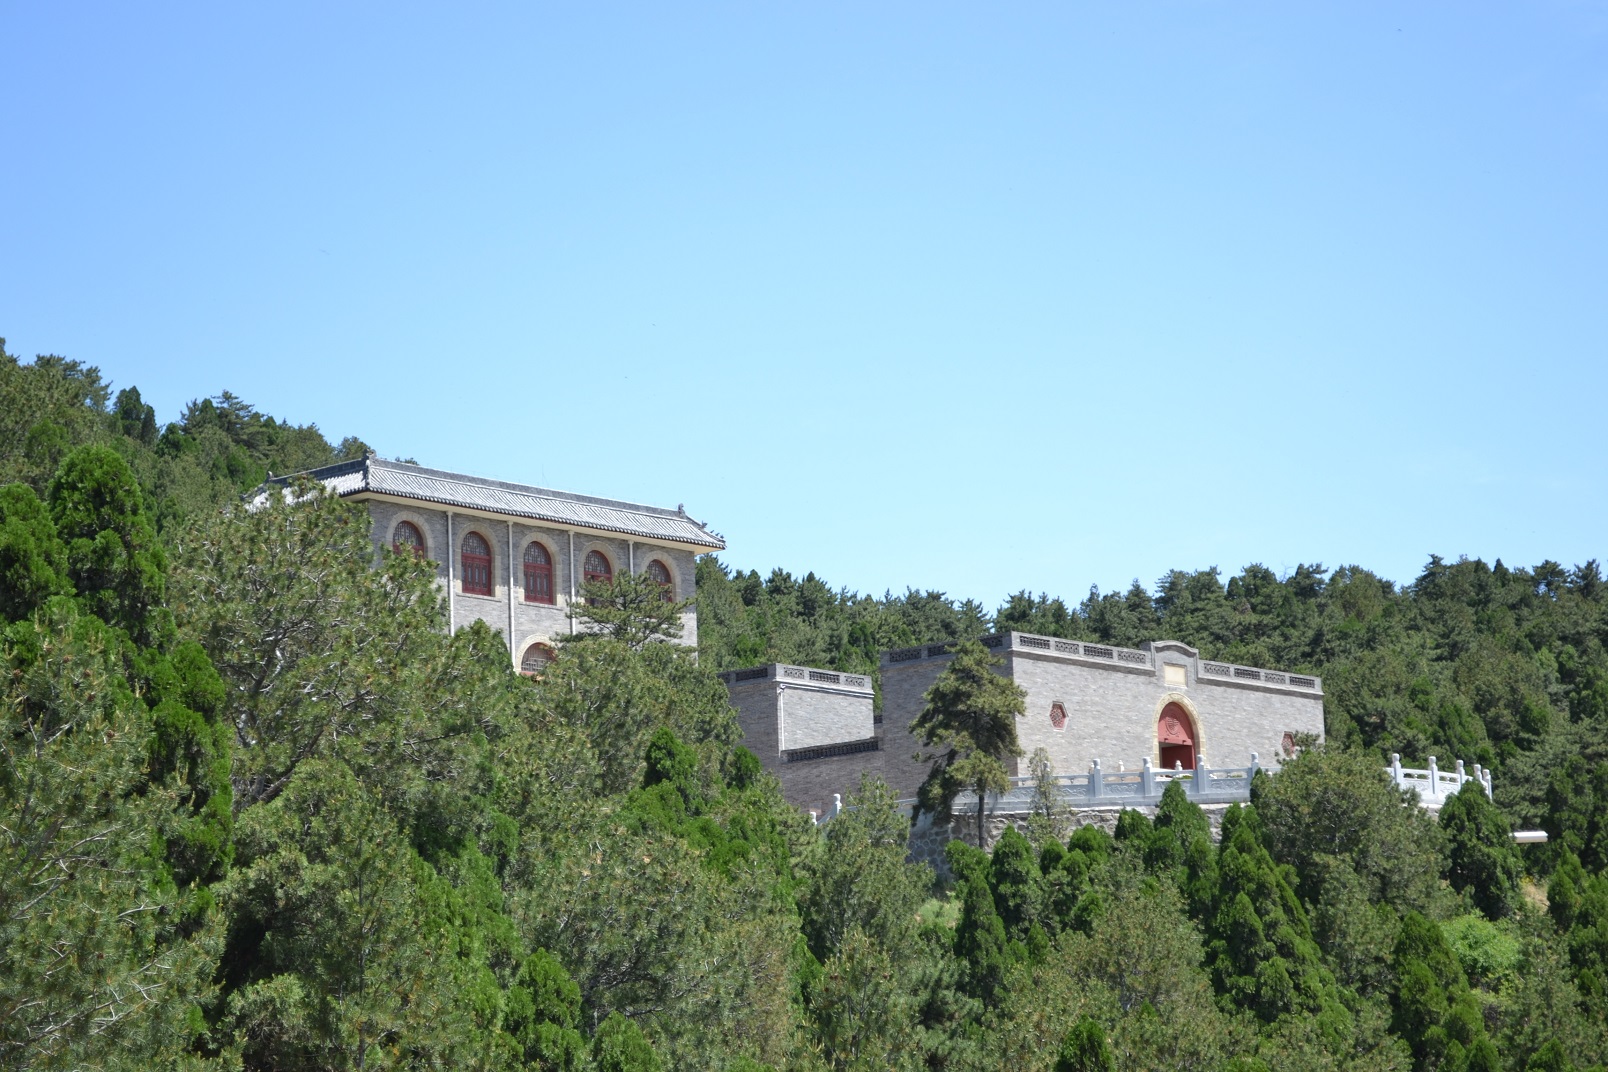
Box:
1194, 756, 1208, 798
1456, 759, 1467, 791
1141, 756, 1154, 800
1427, 756, 1439, 801
1482, 768, 1493, 798
1090, 759, 1103, 801
1391, 753, 1403, 791
1471, 764, 1483, 799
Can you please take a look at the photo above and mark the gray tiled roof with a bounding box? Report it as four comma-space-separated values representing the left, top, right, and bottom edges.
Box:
276, 457, 725, 549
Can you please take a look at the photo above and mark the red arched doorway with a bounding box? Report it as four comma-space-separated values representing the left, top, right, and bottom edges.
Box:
1158, 703, 1197, 771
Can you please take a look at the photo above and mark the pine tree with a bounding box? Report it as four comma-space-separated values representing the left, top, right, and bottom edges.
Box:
1144, 780, 1218, 919
505, 949, 589, 1070
1204, 806, 1350, 1041
809, 925, 922, 1072
1, 604, 220, 1068
952, 863, 1019, 1002
0, 482, 70, 620
1440, 783, 1524, 920
1053, 1017, 1115, 1072
798, 775, 932, 964
571, 567, 691, 650
1390, 912, 1493, 1071
911, 639, 1025, 845
221, 758, 477, 1069
988, 826, 1048, 943
1024, 747, 1070, 847
48, 444, 167, 639
591, 1013, 663, 1072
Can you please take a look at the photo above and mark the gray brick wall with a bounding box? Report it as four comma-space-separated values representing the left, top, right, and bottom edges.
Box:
727, 680, 781, 760
877, 658, 950, 799
774, 753, 883, 817
780, 687, 873, 751
720, 667, 878, 814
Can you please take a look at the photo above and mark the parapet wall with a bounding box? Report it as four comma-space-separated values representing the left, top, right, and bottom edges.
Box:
719, 664, 877, 815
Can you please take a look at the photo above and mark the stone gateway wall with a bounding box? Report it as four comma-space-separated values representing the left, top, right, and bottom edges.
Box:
880, 633, 1324, 784
724, 635, 1325, 822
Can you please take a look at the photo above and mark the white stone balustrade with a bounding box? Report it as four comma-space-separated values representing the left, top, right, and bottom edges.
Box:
873, 752, 1495, 822
1387, 753, 1492, 807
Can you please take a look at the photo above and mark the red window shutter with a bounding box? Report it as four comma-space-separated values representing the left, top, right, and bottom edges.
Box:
523, 542, 554, 604
461, 532, 492, 596
646, 559, 672, 601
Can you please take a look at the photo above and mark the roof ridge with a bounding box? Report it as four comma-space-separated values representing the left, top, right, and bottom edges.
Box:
367, 458, 693, 521
280, 457, 723, 549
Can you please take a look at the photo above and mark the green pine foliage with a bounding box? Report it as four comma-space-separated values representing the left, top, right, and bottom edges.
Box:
591, 1012, 663, 1072
1440, 783, 1525, 920
1205, 806, 1349, 1034
49, 444, 168, 638
694, 557, 991, 675
1053, 1016, 1115, 1072
0, 482, 71, 619
1, 603, 224, 1069
951, 854, 1019, 1002
987, 826, 1049, 943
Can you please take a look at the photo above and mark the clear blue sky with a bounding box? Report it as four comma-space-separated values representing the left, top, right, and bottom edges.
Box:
4, 3, 1605, 608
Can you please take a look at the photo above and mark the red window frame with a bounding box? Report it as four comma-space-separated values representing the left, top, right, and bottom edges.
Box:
461, 532, 492, 596
523, 542, 554, 604
645, 559, 673, 602
583, 551, 612, 586
392, 521, 425, 558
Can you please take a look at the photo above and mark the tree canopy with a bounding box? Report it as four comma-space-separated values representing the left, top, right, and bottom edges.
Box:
6, 336, 1608, 1070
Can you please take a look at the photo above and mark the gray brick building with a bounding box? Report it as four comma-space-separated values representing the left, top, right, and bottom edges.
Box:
722, 631, 1324, 814
284, 456, 724, 669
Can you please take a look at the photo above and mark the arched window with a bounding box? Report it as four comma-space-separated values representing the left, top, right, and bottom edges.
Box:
392, 521, 425, 558
645, 559, 673, 601
523, 542, 554, 604
584, 551, 612, 585
520, 642, 555, 675
461, 532, 492, 596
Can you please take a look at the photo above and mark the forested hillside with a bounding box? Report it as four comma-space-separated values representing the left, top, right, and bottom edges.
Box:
5, 341, 1608, 1072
